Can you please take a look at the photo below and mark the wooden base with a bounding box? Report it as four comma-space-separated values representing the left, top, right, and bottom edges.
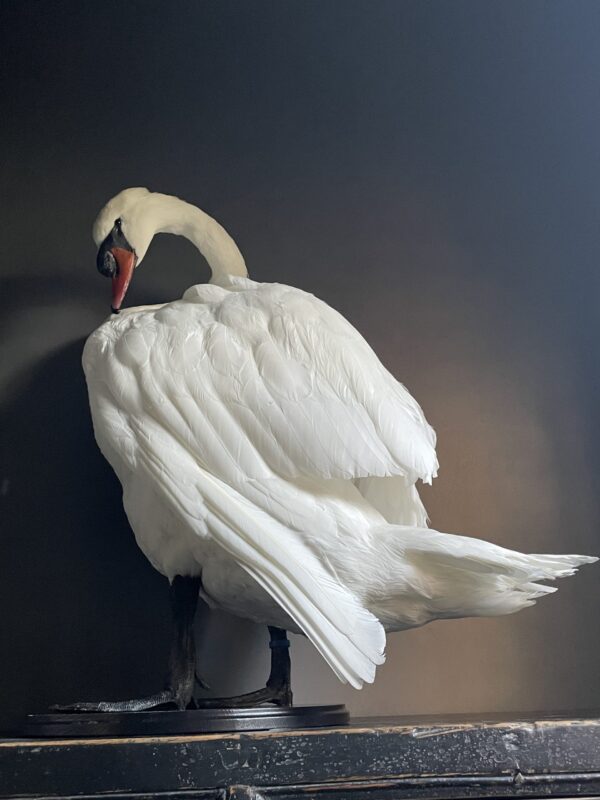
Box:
22, 704, 349, 737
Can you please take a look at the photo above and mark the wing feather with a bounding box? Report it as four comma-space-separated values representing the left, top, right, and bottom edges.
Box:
125, 280, 438, 486
128, 407, 386, 688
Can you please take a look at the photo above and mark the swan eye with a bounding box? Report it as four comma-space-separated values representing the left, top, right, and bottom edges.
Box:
115, 218, 122, 231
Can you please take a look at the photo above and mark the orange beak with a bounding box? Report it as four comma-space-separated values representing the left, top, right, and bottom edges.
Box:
110, 247, 137, 313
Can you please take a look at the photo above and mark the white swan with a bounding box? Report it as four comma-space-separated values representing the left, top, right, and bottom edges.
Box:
73, 187, 595, 711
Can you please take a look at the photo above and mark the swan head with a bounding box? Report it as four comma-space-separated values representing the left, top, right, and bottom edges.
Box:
93, 187, 247, 312
93, 187, 155, 313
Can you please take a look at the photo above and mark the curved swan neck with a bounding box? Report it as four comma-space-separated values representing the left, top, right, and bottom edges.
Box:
144, 193, 248, 281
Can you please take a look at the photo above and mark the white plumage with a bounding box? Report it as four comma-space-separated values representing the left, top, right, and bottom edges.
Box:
84, 188, 596, 689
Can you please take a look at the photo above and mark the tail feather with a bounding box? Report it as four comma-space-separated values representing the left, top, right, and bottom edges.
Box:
370, 525, 597, 628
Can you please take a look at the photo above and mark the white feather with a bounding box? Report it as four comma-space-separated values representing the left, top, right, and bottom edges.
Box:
84, 189, 597, 689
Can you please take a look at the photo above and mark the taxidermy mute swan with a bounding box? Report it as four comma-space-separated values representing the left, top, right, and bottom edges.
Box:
66, 187, 595, 712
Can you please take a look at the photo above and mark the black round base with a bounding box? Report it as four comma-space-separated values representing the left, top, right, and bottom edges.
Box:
22, 704, 350, 738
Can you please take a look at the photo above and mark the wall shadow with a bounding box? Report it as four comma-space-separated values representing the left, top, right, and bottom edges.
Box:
0, 272, 270, 727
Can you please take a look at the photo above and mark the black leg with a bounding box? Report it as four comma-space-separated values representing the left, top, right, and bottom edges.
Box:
266, 626, 293, 705
53, 575, 201, 713
195, 626, 293, 708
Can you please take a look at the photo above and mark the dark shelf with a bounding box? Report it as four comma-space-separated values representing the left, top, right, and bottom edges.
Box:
2, 711, 600, 799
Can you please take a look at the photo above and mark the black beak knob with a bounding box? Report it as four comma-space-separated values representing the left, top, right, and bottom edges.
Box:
97, 247, 117, 278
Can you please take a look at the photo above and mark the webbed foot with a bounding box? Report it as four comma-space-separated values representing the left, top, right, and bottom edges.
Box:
52, 575, 200, 714
196, 626, 292, 708
52, 686, 192, 713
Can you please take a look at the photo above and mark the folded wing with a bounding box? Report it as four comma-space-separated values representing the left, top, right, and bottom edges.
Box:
83, 279, 438, 685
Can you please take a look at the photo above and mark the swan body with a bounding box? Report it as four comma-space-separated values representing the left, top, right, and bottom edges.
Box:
84, 188, 596, 689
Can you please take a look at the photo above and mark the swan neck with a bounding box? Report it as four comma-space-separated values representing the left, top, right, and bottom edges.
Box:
152, 194, 248, 280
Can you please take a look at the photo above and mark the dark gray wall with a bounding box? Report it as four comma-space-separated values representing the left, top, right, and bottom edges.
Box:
1, 0, 599, 720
